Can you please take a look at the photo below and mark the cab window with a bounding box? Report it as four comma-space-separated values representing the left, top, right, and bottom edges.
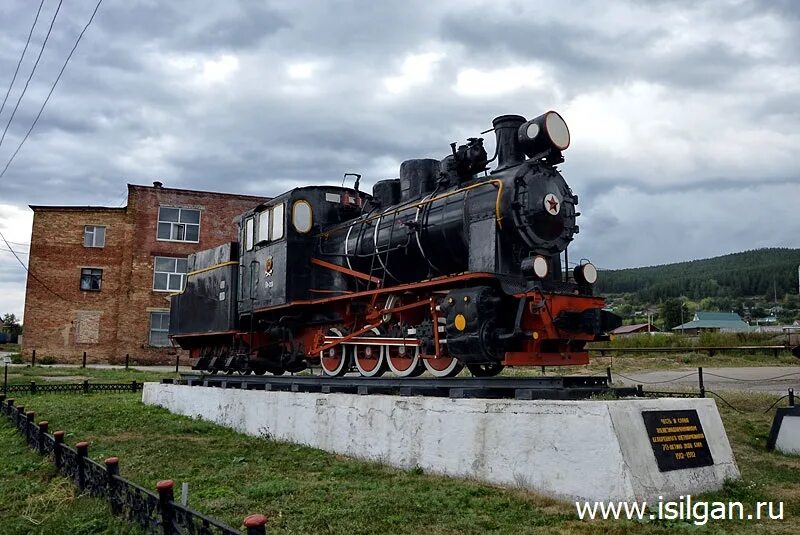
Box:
245, 217, 254, 251
257, 210, 270, 244
292, 200, 312, 233
271, 203, 284, 240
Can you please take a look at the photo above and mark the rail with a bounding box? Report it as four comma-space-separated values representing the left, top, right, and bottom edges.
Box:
171, 374, 638, 400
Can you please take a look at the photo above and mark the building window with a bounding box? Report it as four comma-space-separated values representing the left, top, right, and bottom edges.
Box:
157, 207, 200, 242
83, 225, 106, 247
153, 256, 188, 292
79, 268, 103, 291
149, 312, 171, 347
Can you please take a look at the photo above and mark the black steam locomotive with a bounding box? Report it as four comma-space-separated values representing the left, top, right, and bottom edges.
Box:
169, 111, 619, 377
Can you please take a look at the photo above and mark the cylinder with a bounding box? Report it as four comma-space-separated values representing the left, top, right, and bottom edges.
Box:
399, 159, 440, 203
372, 179, 401, 207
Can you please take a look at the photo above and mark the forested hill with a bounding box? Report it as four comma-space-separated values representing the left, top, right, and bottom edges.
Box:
596, 248, 800, 301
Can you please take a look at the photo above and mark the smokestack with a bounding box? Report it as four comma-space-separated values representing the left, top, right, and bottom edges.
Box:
492, 114, 526, 172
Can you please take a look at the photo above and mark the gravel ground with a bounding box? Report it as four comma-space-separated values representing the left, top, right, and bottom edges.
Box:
613, 366, 800, 395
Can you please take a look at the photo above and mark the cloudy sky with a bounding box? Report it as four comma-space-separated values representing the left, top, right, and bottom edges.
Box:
0, 0, 798, 319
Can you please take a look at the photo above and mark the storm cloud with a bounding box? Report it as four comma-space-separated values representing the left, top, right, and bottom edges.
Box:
0, 0, 798, 318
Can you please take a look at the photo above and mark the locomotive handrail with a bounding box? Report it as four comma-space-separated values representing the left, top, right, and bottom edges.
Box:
169, 260, 240, 297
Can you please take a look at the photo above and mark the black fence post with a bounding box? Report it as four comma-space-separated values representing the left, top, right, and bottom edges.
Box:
83, 380, 89, 394
76, 441, 89, 490
156, 479, 175, 535
3, 363, 7, 395
125, 354, 129, 370
175, 354, 179, 373
244, 514, 268, 535
790, 388, 795, 407
131, 380, 138, 393
698, 367, 705, 398
53, 431, 65, 469
30, 381, 36, 395
105, 457, 120, 512
31, 349, 36, 367
38, 421, 48, 454
25, 411, 34, 445
606, 366, 612, 385
82, 351, 87, 368
16, 405, 24, 429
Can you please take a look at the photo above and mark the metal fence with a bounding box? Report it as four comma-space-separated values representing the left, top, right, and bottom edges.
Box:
0, 394, 267, 535
3, 380, 143, 396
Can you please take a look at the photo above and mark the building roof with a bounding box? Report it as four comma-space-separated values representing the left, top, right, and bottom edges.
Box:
29, 182, 270, 211
672, 311, 752, 332
29, 205, 127, 212
611, 323, 660, 334
127, 183, 269, 200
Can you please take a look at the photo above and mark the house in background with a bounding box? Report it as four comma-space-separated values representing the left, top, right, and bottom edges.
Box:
671, 311, 752, 334
22, 182, 267, 364
610, 323, 661, 337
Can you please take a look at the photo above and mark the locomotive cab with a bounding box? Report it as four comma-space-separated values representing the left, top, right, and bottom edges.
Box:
237, 186, 370, 315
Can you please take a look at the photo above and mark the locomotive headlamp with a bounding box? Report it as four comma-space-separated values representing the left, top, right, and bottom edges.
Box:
518, 110, 570, 156
522, 255, 549, 279
532, 256, 549, 278
573, 262, 598, 285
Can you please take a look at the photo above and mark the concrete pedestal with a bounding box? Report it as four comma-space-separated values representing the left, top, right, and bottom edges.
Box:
142, 383, 739, 502
768, 407, 800, 455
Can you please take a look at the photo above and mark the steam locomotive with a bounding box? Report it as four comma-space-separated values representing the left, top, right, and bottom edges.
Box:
169, 111, 620, 377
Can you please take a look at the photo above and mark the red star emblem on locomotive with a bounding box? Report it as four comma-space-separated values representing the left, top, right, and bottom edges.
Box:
544, 194, 560, 215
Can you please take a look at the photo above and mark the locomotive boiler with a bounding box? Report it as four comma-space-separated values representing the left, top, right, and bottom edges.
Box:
169, 111, 620, 377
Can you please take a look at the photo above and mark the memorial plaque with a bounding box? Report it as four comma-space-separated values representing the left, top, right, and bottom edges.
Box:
642, 410, 714, 472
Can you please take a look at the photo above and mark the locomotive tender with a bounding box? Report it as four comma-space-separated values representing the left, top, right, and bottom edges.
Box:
169, 111, 620, 377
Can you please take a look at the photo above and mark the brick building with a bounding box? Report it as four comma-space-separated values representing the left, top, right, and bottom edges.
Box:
22, 182, 266, 363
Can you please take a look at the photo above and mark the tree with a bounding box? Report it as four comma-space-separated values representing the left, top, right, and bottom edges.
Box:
1, 314, 22, 337
660, 299, 689, 330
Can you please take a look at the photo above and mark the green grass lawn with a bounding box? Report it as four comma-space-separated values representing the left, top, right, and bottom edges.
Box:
4, 365, 177, 385
1, 386, 798, 534
0, 421, 140, 534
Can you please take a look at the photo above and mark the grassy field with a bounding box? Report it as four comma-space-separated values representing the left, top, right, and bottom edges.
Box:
3, 365, 178, 385
0, 419, 140, 534
1, 368, 799, 534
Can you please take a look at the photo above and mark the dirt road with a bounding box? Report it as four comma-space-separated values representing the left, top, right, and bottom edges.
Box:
613, 366, 800, 395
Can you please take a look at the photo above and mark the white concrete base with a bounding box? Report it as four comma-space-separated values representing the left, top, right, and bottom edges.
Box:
775, 417, 800, 454
771, 408, 800, 455
142, 383, 740, 502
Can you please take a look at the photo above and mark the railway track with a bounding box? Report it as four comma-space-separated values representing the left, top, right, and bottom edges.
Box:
170, 373, 640, 400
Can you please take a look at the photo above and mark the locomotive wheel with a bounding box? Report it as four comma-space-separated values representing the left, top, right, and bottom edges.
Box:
386, 345, 424, 377
466, 362, 504, 377
423, 355, 464, 378
353, 328, 387, 377
320, 328, 350, 377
